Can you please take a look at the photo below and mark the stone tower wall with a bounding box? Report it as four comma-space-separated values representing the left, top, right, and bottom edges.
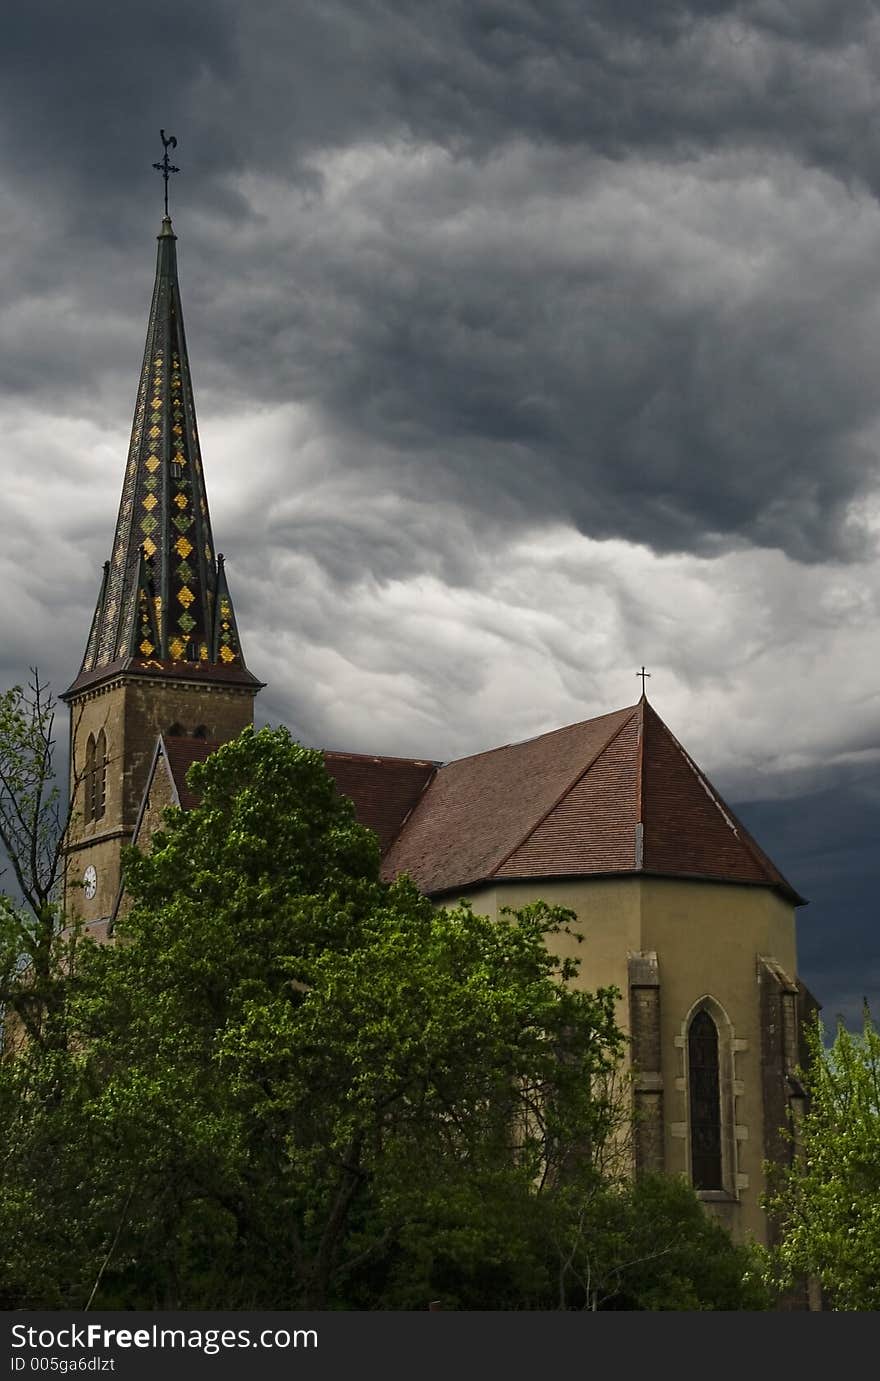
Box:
64, 673, 255, 925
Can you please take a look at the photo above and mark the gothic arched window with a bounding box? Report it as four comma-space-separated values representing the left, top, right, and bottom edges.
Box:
84, 734, 96, 823
688, 1008, 722, 1190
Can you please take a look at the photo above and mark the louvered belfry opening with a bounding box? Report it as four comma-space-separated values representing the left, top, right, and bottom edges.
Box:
688, 1008, 722, 1190
84, 735, 96, 823
93, 729, 107, 821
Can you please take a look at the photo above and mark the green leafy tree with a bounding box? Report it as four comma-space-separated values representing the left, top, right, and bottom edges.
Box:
764, 1009, 880, 1310
0, 1041, 106, 1308
546, 1174, 770, 1311
2, 726, 625, 1309
358, 1169, 769, 1310
0, 721, 766, 1311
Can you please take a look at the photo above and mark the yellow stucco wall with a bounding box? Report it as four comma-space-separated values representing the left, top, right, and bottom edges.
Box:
441, 874, 799, 1246
461, 878, 641, 1041
642, 877, 796, 1244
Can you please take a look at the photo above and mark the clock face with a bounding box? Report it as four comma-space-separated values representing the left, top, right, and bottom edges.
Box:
83, 865, 97, 900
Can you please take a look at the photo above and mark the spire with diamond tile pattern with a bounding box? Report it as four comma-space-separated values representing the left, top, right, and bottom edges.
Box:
68, 216, 258, 694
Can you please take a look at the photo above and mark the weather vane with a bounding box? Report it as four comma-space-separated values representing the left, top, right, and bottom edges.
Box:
152, 130, 179, 218
637, 666, 651, 695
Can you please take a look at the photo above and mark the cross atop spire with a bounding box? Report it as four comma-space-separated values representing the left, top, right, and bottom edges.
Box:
152, 130, 179, 218
637, 666, 651, 697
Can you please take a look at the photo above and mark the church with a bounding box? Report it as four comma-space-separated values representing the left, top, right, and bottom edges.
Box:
61, 205, 817, 1251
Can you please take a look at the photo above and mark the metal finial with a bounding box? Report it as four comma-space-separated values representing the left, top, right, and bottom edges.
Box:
152, 130, 180, 218
637, 666, 651, 696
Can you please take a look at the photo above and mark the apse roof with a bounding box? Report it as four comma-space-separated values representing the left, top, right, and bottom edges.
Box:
379, 699, 804, 905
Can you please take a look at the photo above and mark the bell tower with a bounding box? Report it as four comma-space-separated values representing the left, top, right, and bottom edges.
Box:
62, 199, 262, 926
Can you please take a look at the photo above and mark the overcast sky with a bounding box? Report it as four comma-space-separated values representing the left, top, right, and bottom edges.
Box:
2, 1, 879, 1024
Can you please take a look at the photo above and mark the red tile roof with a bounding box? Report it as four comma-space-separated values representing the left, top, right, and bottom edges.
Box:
640, 702, 789, 890
163, 735, 221, 810
380, 700, 804, 905
148, 700, 803, 906
381, 707, 636, 895
322, 751, 438, 852
156, 736, 437, 853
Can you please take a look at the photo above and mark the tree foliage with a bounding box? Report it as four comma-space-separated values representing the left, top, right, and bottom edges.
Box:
550, 1174, 770, 1311
764, 1009, 880, 1310
1, 721, 766, 1310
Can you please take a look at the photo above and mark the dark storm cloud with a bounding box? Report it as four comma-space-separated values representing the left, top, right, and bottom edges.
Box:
2, 0, 880, 1025
294, 173, 880, 565
4, 3, 877, 192
0, 1, 239, 200
737, 770, 880, 1028
183, 142, 879, 568
2, 2, 879, 569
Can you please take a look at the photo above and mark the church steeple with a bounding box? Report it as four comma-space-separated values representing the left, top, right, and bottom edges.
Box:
71, 214, 256, 689
62, 193, 261, 928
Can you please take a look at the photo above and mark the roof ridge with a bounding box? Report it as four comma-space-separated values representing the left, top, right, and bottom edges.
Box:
441, 703, 640, 770
378, 764, 438, 855
634, 696, 646, 870
323, 749, 440, 768
635, 696, 646, 827
488, 703, 641, 879
165, 735, 221, 750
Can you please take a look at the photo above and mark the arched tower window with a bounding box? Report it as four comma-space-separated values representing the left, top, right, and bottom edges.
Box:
93, 729, 107, 822
84, 734, 96, 823
688, 1009, 722, 1190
